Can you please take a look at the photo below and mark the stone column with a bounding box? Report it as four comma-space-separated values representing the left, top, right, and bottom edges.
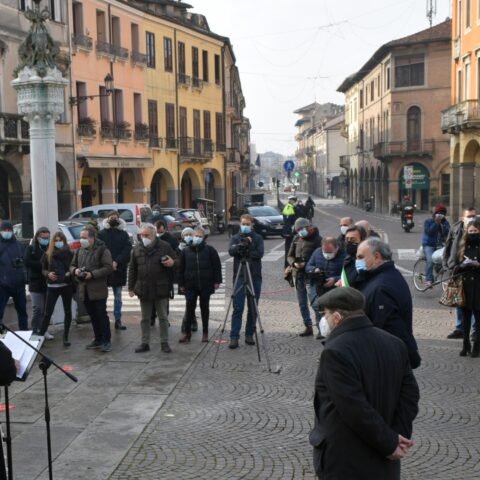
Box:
459, 162, 475, 212
12, 67, 67, 234
450, 163, 460, 221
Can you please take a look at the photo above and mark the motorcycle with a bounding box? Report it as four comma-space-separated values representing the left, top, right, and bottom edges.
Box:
401, 205, 415, 232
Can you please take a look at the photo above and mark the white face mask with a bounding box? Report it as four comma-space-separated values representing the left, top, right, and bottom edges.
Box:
340, 226, 349, 236
319, 316, 332, 337
464, 216, 476, 226
79, 238, 90, 248
323, 251, 335, 260
142, 237, 152, 247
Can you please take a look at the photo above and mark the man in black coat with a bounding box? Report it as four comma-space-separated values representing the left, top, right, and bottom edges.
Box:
0, 342, 17, 386
310, 287, 419, 480
356, 238, 421, 369
155, 219, 179, 251
98, 211, 132, 330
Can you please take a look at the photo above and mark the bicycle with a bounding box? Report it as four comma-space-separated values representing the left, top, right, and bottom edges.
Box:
412, 247, 449, 292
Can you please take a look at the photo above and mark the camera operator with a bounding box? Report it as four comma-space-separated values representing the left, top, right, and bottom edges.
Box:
0, 220, 28, 330
305, 237, 345, 339
287, 218, 322, 337
228, 214, 264, 349
71, 227, 113, 353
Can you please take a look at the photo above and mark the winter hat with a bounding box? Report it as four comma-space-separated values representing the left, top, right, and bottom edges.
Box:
0, 220, 13, 231
317, 287, 365, 312
294, 218, 310, 231
434, 204, 447, 215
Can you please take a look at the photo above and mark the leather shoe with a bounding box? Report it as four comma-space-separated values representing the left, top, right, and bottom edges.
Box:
179, 334, 191, 344
299, 326, 313, 337
161, 342, 172, 353
245, 335, 255, 346
202, 332, 209, 343
115, 319, 127, 330
447, 329, 464, 339
228, 338, 239, 349
135, 343, 150, 353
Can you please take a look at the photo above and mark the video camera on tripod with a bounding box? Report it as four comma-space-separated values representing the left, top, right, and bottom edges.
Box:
307, 269, 326, 296
236, 235, 251, 258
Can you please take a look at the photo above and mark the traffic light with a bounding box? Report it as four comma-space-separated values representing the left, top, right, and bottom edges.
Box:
294, 171, 301, 177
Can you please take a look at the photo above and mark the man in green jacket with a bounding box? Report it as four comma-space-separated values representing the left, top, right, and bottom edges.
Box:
71, 227, 113, 352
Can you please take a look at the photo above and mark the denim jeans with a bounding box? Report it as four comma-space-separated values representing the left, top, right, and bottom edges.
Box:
0, 285, 28, 330
295, 276, 312, 326
111, 286, 123, 321
231, 275, 262, 339
456, 307, 477, 333
30, 291, 46, 333
307, 284, 322, 325
423, 245, 435, 283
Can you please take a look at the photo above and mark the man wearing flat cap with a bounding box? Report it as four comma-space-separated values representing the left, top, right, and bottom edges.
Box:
309, 287, 420, 480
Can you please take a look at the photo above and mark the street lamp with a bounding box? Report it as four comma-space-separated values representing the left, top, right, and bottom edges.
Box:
69, 74, 114, 106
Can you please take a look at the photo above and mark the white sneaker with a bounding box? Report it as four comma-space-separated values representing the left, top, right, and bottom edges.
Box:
44, 331, 55, 340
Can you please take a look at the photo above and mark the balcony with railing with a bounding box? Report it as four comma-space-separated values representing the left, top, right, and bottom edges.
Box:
178, 73, 191, 87
0, 113, 29, 149
179, 137, 214, 162
373, 139, 435, 160
165, 137, 177, 149
441, 100, 480, 134
72, 34, 93, 51
96, 41, 114, 57
112, 44, 129, 61
100, 121, 132, 141
227, 147, 240, 164
148, 137, 163, 149
192, 77, 203, 90
131, 50, 147, 66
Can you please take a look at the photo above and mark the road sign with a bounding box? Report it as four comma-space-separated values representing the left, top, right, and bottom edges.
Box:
403, 165, 414, 189
283, 160, 295, 172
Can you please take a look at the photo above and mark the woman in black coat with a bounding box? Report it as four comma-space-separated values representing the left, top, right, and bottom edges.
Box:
39, 231, 74, 346
454, 219, 480, 357
24, 227, 50, 334
177, 227, 222, 343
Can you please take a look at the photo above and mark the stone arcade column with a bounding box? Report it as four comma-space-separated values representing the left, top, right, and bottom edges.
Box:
11, 0, 68, 234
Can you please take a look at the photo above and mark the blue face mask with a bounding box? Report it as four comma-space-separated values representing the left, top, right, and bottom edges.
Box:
152, 211, 160, 217
298, 228, 308, 238
184, 235, 193, 245
55, 241, 64, 249
240, 225, 252, 234
38, 238, 50, 247
192, 236, 203, 246
355, 258, 367, 272
1, 232, 13, 240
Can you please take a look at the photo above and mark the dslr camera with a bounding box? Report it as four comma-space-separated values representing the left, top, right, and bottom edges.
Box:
77, 266, 90, 280
236, 236, 251, 258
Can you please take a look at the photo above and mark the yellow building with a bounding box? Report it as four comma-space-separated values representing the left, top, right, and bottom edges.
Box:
71, 0, 248, 212
442, 0, 480, 219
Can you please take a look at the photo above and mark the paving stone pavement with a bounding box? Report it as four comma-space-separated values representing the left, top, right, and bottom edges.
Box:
108, 302, 480, 480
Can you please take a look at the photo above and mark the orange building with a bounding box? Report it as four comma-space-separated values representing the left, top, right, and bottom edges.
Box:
441, 0, 480, 219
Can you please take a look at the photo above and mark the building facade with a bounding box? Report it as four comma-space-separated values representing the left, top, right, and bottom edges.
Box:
0, 0, 249, 222
338, 20, 452, 213
442, 0, 480, 220
0, 0, 75, 221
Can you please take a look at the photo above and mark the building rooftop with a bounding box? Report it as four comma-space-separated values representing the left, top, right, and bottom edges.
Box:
337, 19, 452, 92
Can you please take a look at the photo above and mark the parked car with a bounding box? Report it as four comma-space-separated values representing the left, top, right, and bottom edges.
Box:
163, 214, 183, 239
247, 205, 284, 238
181, 208, 211, 235
68, 203, 152, 239
160, 208, 211, 235
14, 221, 85, 250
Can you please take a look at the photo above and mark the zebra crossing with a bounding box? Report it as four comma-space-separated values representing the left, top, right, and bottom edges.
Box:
107, 264, 227, 314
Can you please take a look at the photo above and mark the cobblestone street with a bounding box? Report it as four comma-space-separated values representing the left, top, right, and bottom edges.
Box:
109, 300, 480, 480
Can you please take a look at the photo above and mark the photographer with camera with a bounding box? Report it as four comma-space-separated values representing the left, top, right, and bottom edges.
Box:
228, 214, 264, 349
306, 237, 345, 339
39, 231, 74, 346
71, 227, 113, 352
128, 223, 177, 354
287, 218, 322, 337
0, 220, 28, 330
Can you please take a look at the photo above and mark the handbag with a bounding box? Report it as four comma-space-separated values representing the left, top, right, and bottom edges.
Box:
284, 266, 294, 288
439, 275, 465, 308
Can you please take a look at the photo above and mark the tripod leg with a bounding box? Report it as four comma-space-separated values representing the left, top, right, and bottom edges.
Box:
246, 290, 261, 362
244, 263, 275, 373
3, 387, 12, 480
0, 423, 6, 480
211, 264, 244, 369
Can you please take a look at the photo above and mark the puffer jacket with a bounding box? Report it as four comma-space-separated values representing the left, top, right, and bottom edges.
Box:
98, 218, 132, 287
70, 239, 113, 301
42, 247, 73, 286
178, 242, 222, 294
305, 248, 346, 283
0, 236, 25, 288
24, 241, 48, 292
128, 238, 177, 300
422, 217, 450, 248
287, 227, 322, 278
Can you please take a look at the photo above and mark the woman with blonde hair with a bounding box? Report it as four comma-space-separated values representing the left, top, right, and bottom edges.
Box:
39, 231, 74, 346
455, 218, 480, 357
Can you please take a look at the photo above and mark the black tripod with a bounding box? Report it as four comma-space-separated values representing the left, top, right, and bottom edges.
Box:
0, 325, 78, 480
212, 256, 280, 373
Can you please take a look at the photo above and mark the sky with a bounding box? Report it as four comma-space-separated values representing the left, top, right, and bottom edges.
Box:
191, 0, 451, 156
